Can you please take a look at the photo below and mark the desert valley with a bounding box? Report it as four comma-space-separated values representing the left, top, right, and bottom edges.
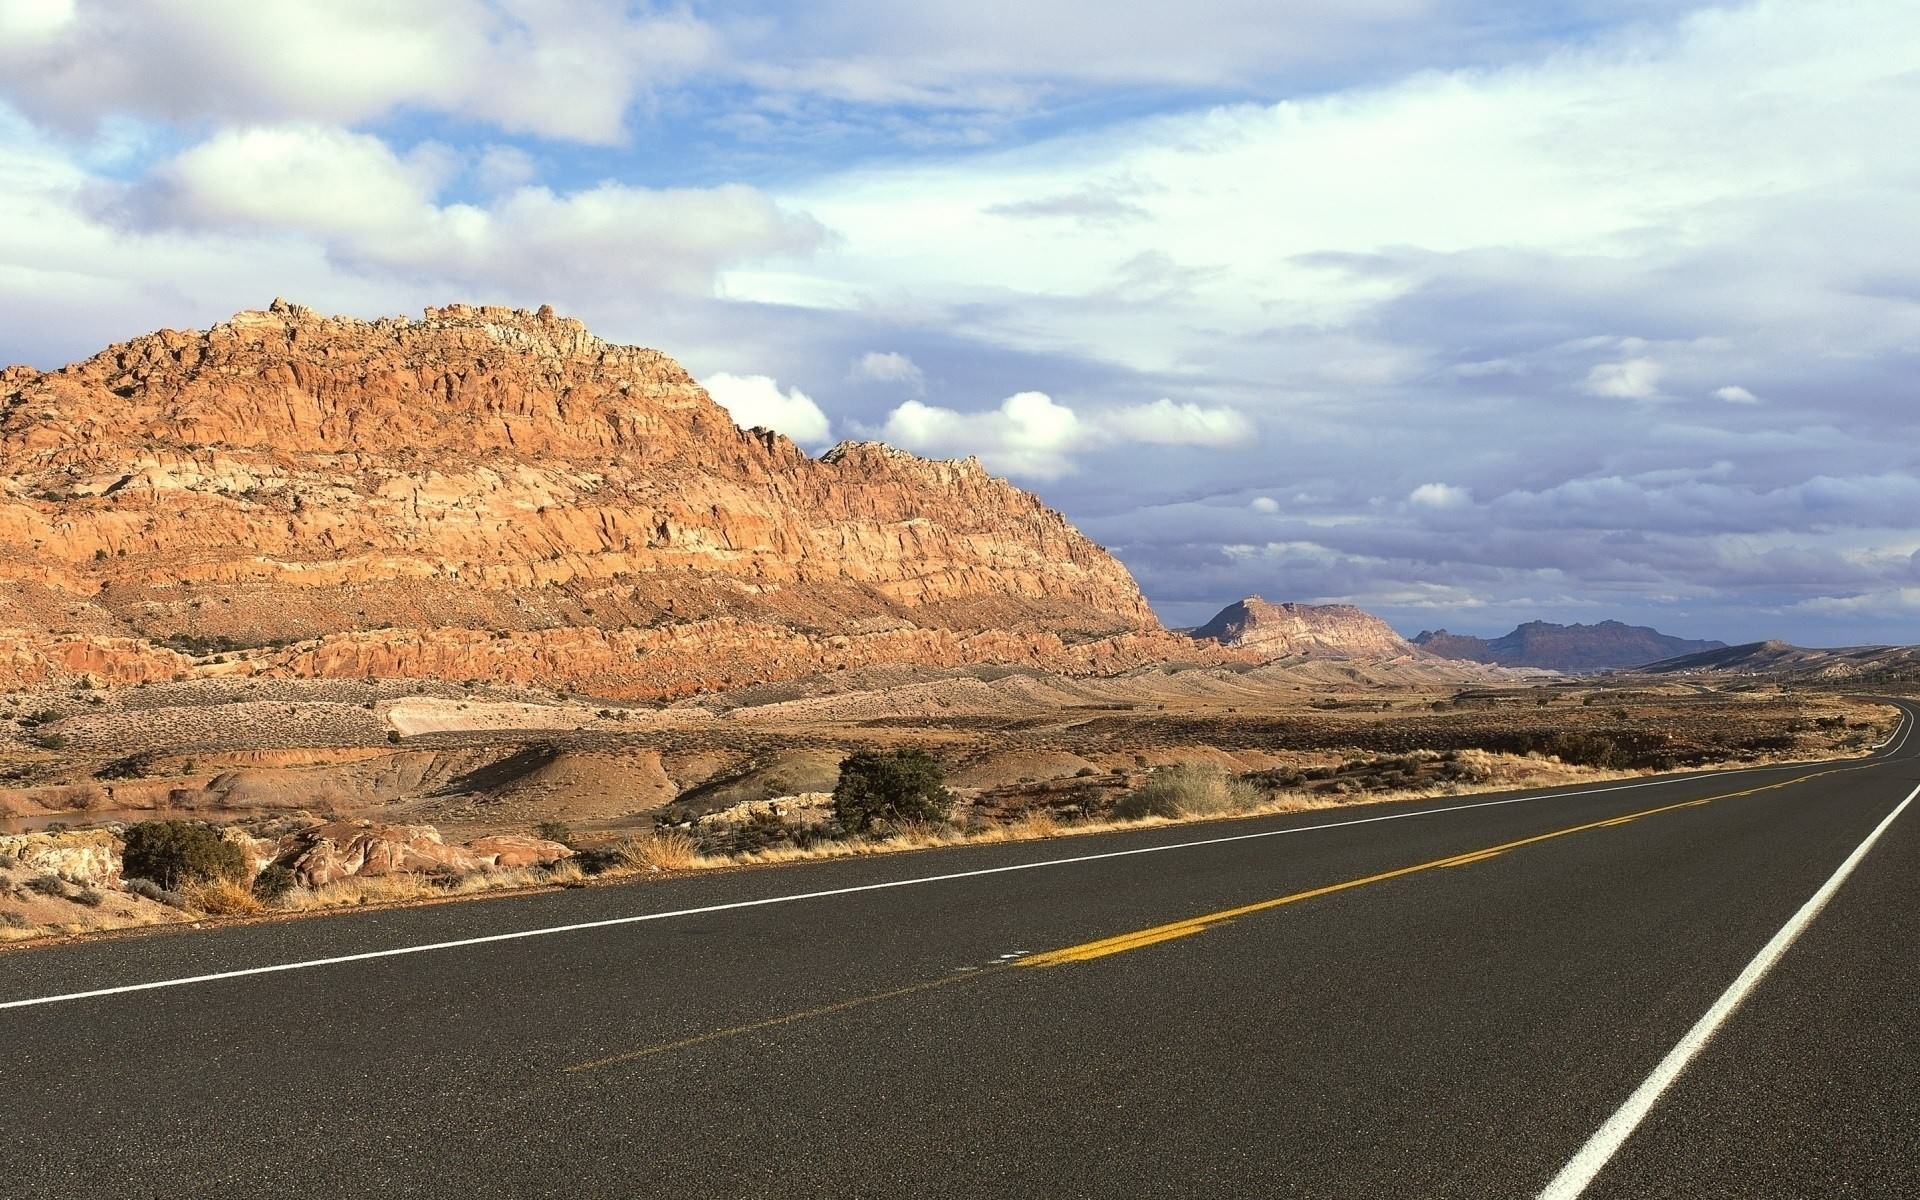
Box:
1, 304, 1903, 942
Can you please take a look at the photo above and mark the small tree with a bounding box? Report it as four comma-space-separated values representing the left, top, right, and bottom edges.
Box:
120, 820, 248, 890
832, 748, 952, 834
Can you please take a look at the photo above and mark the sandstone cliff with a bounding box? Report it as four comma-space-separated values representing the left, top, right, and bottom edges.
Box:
1188, 596, 1415, 661
0, 301, 1214, 696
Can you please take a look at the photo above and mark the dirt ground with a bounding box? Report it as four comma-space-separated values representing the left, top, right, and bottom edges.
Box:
3, 662, 1895, 842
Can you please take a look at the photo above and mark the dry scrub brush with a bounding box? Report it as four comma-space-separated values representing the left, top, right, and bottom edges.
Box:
1113, 760, 1266, 820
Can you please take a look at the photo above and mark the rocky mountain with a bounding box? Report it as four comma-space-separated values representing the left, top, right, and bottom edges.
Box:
1410, 620, 1726, 671
1638, 640, 1920, 682
0, 301, 1221, 697
1189, 596, 1415, 661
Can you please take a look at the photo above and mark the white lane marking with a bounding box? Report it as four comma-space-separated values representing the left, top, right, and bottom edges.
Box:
1537, 777, 1920, 1199
2, 709, 1910, 1014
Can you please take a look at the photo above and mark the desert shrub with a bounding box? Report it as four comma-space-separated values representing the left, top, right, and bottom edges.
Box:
120, 820, 248, 889
573, 830, 701, 875
181, 877, 263, 916
533, 819, 575, 847
124, 877, 189, 908
24, 873, 64, 897
0, 851, 18, 870
1113, 761, 1264, 821
831, 748, 952, 834
0, 910, 30, 930
251, 865, 297, 904
386, 730, 402, 744
31, 733, 68, 751
72, 887, 104, 908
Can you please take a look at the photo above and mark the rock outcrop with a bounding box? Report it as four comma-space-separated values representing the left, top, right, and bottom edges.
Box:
1411, 620, 1727, 671
0, 829, 121, 886
1188, 597, 1415, 661
0, 301, 1217, 697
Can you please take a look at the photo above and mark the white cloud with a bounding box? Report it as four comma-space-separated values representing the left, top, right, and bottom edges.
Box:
702, 373, 833, 445
1409, 483, 1471, 508
851, 350, 923, 389
1714, 384, 1760, 404
876, 391, 1252, 476
0, 0, 717, 143
1251, 496, 1281, 513
1105, 398, 1252, 446
148, 124, 449, 238
882, 391, 1081, 478
127, 122, 825, 297
1582, 358, 1665, 399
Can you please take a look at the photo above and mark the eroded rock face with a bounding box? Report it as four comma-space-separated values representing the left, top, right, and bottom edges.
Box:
1189, 596, 1415, 661
0, 829, 121, 885
0, 302, 1201, 697
274, 821, 481, 888
465, 834, 573, 870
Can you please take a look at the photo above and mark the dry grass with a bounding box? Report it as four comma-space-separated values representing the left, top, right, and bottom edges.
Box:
179, 877, 264, 916
1114, 760, 1266, 820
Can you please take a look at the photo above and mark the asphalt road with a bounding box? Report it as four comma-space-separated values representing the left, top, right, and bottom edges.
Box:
4, 701, 1916, 1199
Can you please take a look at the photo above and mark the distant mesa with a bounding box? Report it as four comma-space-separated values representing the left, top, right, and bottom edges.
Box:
1411, 620, 1726, 672
1189, 596, 1415, 662
0, 300, 1231, 697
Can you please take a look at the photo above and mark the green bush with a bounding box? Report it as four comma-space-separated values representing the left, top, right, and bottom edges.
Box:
251, 864, 297, 904
120, 821, 248, 890
533, 819, 575, 847
831, 748, 952, 834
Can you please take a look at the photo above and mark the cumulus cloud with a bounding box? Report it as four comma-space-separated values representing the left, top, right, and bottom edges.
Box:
876, 392, 1252, 476
124, 123, 825, 296
702, 373, 833, 444
1251, 496, 1281, 513
851, 350, 923, 389
1714, 384, 1759, 404
1409, 483, 1471, 509
882, 392, 1081, 478
1582, 358, 1665, 399
1105, 398, 1252, 446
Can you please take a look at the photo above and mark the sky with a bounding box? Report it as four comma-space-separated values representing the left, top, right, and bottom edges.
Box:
2, 0, 1917, 647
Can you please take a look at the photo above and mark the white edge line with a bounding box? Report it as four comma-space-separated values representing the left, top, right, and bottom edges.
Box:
3, 705, 1910, 1014
1537, 774, 1920, 1199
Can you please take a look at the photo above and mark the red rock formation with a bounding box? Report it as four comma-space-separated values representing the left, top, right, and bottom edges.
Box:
0, 301, 1222, 696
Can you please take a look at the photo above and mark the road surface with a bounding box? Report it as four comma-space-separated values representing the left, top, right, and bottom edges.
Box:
4, 701, 1916, 1198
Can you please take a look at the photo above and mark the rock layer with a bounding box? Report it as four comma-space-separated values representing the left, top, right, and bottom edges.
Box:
0, 302, 1213, 696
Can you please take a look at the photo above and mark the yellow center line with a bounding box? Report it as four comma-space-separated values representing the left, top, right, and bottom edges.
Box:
1015, 762, 1861, 968
564, 758, 1873, 1070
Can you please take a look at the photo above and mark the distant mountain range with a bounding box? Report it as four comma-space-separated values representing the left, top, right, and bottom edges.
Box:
1638, 640, 1920, 682
1411, 620, 1726, 671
